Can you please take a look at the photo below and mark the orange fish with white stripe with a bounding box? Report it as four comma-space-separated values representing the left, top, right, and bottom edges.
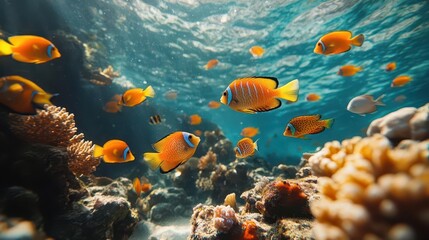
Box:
235, 138, 258, 158
220, 77, 299, 114
0, 35, 61, 64
314, 31, 364, 55
93, 139, 135, 163
144, 131, 201, 173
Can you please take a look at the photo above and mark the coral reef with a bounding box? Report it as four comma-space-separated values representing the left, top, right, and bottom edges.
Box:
367, 103, 429, 142
8, 105, 100, 176
200, 130, 235, 164
213, 205, 239, 233
309, 134, 429, 240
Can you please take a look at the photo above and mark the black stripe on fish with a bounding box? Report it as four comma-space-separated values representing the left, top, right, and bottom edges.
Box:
149, 115, 162, 124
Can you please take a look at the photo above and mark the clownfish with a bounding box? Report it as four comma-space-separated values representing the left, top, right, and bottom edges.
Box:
283, 115, 334, 139
338, 65, 362, 77
241, 127, 259, 138
220, 77, 299, 114
0, 75, 56, 114
235, 138, 258, 158
204, 59, 219, 70
0, 35, 61, 64
249, 46, 265, 58
144, 131, 200, 173
314, 31, 364, 55
119, 86, 155, 107
93, 139, 135, 163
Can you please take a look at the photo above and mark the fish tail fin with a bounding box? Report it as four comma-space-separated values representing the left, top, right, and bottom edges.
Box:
0, 39, 12, 56
357, 66, 363, 72
254, 139, 259, 151
323, 118, 335, 128
143, 86, 155, 98
374, 94, 386, 106
93, 145, 104, 158
351, 34, 364, 47
32, 92, 57, 105
143, 152, 162, 170
277, 79, 299, 102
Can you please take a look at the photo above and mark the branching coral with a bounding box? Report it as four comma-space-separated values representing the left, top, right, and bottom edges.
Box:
198, 150, 217, 171
8, 105, 100, 176
309, 134, 429, 240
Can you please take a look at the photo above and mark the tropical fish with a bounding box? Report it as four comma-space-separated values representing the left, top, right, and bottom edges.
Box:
144, 131, 201, 173
391, 75, 412, 87
193, 130, 202, 136
119, 86, 155, 107
347, 94, 385, 115
189, 114, 202, 125
208, 100, 221, 109
394, 95, 407, 103
235, 138, 258, 158
314, 31, 364, 55
93, 139, 135, 163
0, 75, 55, 114
133, 177, 152, 197
149, 114, 162, 125
204, 59, 219, 70
338, 65, 362, 76
385, 62, 396, 72
0, 35, 61, 63
306, 93, 321, 102
283, 115, 334, 139
164, 90, 178, 100
249, 46, 264, 58
241, 127, 259, 138
220, 77, 299, 114
103, 101, 122, 113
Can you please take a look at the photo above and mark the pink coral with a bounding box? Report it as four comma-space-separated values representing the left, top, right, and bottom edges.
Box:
213, 205, 238, 233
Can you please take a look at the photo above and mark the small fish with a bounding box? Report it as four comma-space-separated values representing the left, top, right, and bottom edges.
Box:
119, 86, 155, 107
385, 62, 396, 72
283, 115, 334, 139
189, 114, 202, 125
93, 139, 135, 163
391, 75, 412, 87
347, 94, 385, 115
306, 93, 321, 102
394, 95, 407, 103
193, 130, 202, 136
208, 100, 221, 109
204, 59, 219, 70
0, 35, 61, 63
314, 31, 364, 55
235, 138, 258, 158
338, 65, 362, 77
164, 90, 178, 100
149, 114, 162, 125
220, 77, 299, 114
144, 131, 201, 173
249, 46, 265, 58
0, 75, 56, 114
103, 101, 122, 113
133, 177, 152, 197
241, 127, 259, 138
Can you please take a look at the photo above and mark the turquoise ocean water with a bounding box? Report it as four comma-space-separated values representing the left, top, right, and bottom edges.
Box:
1, 0, 428, 167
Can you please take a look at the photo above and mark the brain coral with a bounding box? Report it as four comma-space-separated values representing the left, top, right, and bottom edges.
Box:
309, 134, 429, 240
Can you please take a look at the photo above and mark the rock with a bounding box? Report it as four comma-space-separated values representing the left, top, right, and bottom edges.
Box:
272, 164, 298, 179
367, 103, 429, 142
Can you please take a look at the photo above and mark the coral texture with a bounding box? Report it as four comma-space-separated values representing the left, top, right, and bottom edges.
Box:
367, 103, 429, 142
309, 134, 429, 240
213, 205, 239, 233
8, 105, 100, 176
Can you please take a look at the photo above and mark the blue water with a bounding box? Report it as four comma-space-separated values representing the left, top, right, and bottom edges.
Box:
1, 0, 429, 166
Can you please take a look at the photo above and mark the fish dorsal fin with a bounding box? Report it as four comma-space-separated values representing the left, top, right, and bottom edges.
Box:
8, 35, 40, 45
152, 132, 175, 152
362, 95, 374, 101
331, 30, 352, 39
309, 114, 322, 121
238, 76, 278, 89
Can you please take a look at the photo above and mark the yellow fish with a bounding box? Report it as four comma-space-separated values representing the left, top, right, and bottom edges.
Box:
189, 114, 202, 125
249, 46, 265, 58
93, 139, 135, 163
241, 127, 259, 138
385, 62, 396, 72
144, 131, 200, 173
283, 115, 334, 139
235, 138, 258, 158
338, 65, 362, 76
314, 31, 364, 55
391, 75, 412, 87
0, 35, 61, 64
133, 177, 152, 197
0, 75, 55, 114
220, 77, 299, 114
119, 86, 155, 107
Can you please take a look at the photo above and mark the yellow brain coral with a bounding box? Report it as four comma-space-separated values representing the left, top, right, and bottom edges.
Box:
309, 134, 429, 240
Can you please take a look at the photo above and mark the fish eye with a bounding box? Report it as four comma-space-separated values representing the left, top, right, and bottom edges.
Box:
317, 43, 321, 46
223, 91, 227, 96
188, 135, 192, 139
